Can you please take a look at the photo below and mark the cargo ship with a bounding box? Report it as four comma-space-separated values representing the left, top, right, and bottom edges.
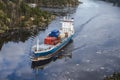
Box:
32, 17, 74, 61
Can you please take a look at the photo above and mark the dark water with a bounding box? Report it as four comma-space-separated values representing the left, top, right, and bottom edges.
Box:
0, 0, 120, 80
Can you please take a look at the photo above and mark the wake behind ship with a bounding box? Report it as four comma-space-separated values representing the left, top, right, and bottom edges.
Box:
32, 17, 74, 61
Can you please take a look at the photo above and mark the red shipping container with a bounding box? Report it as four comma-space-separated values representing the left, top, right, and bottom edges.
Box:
44, 36, 57, 45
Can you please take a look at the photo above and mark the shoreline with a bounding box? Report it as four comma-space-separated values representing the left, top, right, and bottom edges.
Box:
102, 0, 120, 6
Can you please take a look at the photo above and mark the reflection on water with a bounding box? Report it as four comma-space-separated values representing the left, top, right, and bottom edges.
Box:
32, 54, 72, 80
0, 29, 39, 50
31, 52, 72, 70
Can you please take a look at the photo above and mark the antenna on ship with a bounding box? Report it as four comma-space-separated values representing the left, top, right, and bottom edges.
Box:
67, 2, 71, 18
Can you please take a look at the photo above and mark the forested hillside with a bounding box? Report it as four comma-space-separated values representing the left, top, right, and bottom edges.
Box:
0, 0, 80, 34
0, 0, 54, 34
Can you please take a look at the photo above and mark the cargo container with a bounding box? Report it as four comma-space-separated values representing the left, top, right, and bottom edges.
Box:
49, 30, 60, 38
44, 36, 56, 45
44, 36, 60, 45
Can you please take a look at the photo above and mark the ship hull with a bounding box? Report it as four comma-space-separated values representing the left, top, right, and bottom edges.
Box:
34, 34, 74, 59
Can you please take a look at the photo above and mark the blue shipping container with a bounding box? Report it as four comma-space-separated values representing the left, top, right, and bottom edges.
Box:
49, 30, 60, 38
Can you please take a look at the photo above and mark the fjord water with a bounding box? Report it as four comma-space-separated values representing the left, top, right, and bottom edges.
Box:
0, 0, 120, 80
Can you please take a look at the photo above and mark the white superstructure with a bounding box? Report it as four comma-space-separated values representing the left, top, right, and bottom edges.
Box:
60, 17, 74, 36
